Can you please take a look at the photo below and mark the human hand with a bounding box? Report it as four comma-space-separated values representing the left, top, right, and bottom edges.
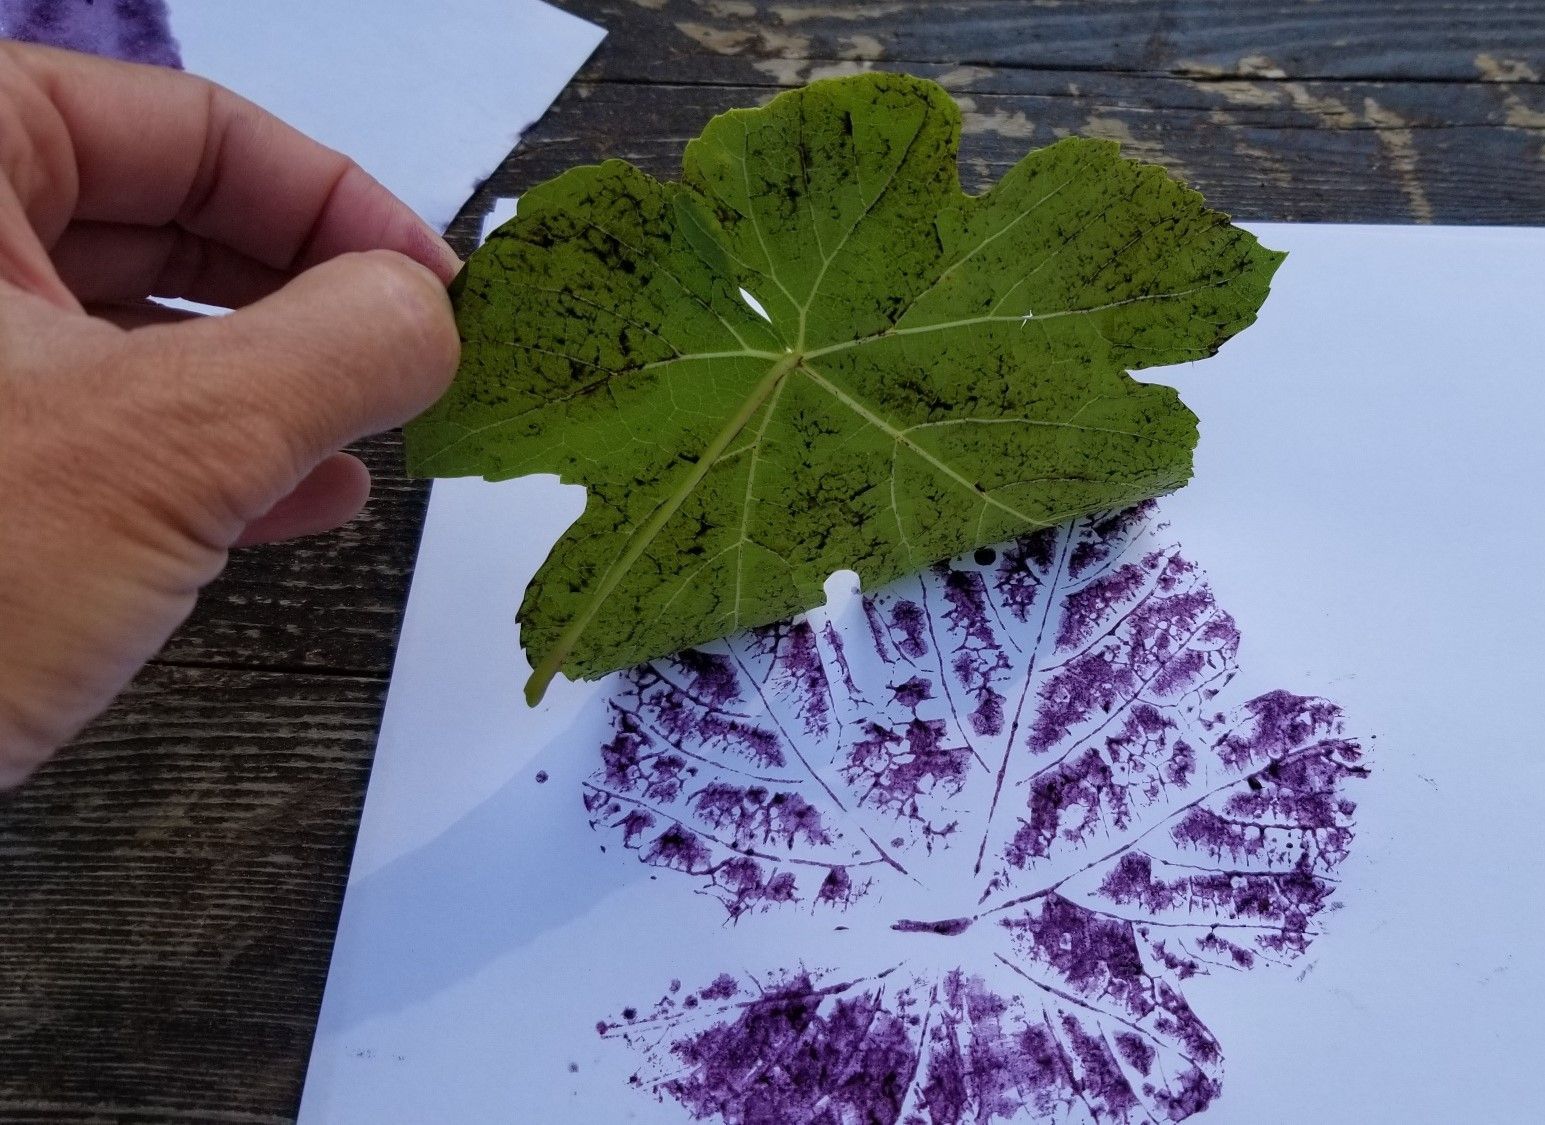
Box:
0, 42, 462, 785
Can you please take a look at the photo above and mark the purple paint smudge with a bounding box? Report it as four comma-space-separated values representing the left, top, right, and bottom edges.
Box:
892, 915, 973, 936
588, 503, 1371, 1122
1, 0, 181, 67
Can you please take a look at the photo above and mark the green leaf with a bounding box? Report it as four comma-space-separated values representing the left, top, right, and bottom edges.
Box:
405, 73, 1284, 705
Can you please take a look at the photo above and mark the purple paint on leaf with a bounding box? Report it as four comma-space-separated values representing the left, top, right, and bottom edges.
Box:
587, 503, 1371, 1122
1, 0, 181, 67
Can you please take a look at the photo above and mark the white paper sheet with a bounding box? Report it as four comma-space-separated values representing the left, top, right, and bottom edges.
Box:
300, 224, 1545, 1124
173, 2, 604, 232
479, 196, 521, 242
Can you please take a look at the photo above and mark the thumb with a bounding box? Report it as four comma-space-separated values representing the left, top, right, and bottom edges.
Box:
172, 248, 460, 476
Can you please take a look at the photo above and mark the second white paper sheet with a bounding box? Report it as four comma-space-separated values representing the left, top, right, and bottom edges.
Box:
173, 1, 604, 232
301, 224, 1545, 1125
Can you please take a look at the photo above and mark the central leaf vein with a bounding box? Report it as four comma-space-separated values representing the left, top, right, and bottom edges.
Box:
524, 352, 803, 703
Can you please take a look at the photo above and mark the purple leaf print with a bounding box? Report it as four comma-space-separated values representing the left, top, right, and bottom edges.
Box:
587, 503, 1369, 1123
0, 0, 181, 68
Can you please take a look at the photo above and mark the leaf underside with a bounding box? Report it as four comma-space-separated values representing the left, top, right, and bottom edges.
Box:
404, 73, 1284, 702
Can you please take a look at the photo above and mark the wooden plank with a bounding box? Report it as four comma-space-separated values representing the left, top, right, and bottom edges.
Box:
0, 668, 383, 1123
478, 71, 1545, 225
555, 0, 1545, 84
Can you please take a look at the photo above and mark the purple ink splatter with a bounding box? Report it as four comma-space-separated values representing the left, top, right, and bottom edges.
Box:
1, 0, 181, 67
588, 503, 1371, 1122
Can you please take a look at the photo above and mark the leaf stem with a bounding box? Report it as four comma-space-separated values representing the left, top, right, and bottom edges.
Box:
524, 351, 804, 704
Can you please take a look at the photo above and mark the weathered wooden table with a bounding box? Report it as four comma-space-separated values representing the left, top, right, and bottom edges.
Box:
2, 2, 1540, 1120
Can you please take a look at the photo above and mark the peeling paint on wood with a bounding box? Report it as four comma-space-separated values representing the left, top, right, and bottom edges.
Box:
1362, 98, 1436, 222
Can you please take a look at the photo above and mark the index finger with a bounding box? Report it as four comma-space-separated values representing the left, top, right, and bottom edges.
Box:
4, 41, 460, 282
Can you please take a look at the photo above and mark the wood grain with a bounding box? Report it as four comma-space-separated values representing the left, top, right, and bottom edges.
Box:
481, 70, 1545, 225
0, 669, 382, 1124
562, 0, 1545, 85
5, 2, 1543, 1121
